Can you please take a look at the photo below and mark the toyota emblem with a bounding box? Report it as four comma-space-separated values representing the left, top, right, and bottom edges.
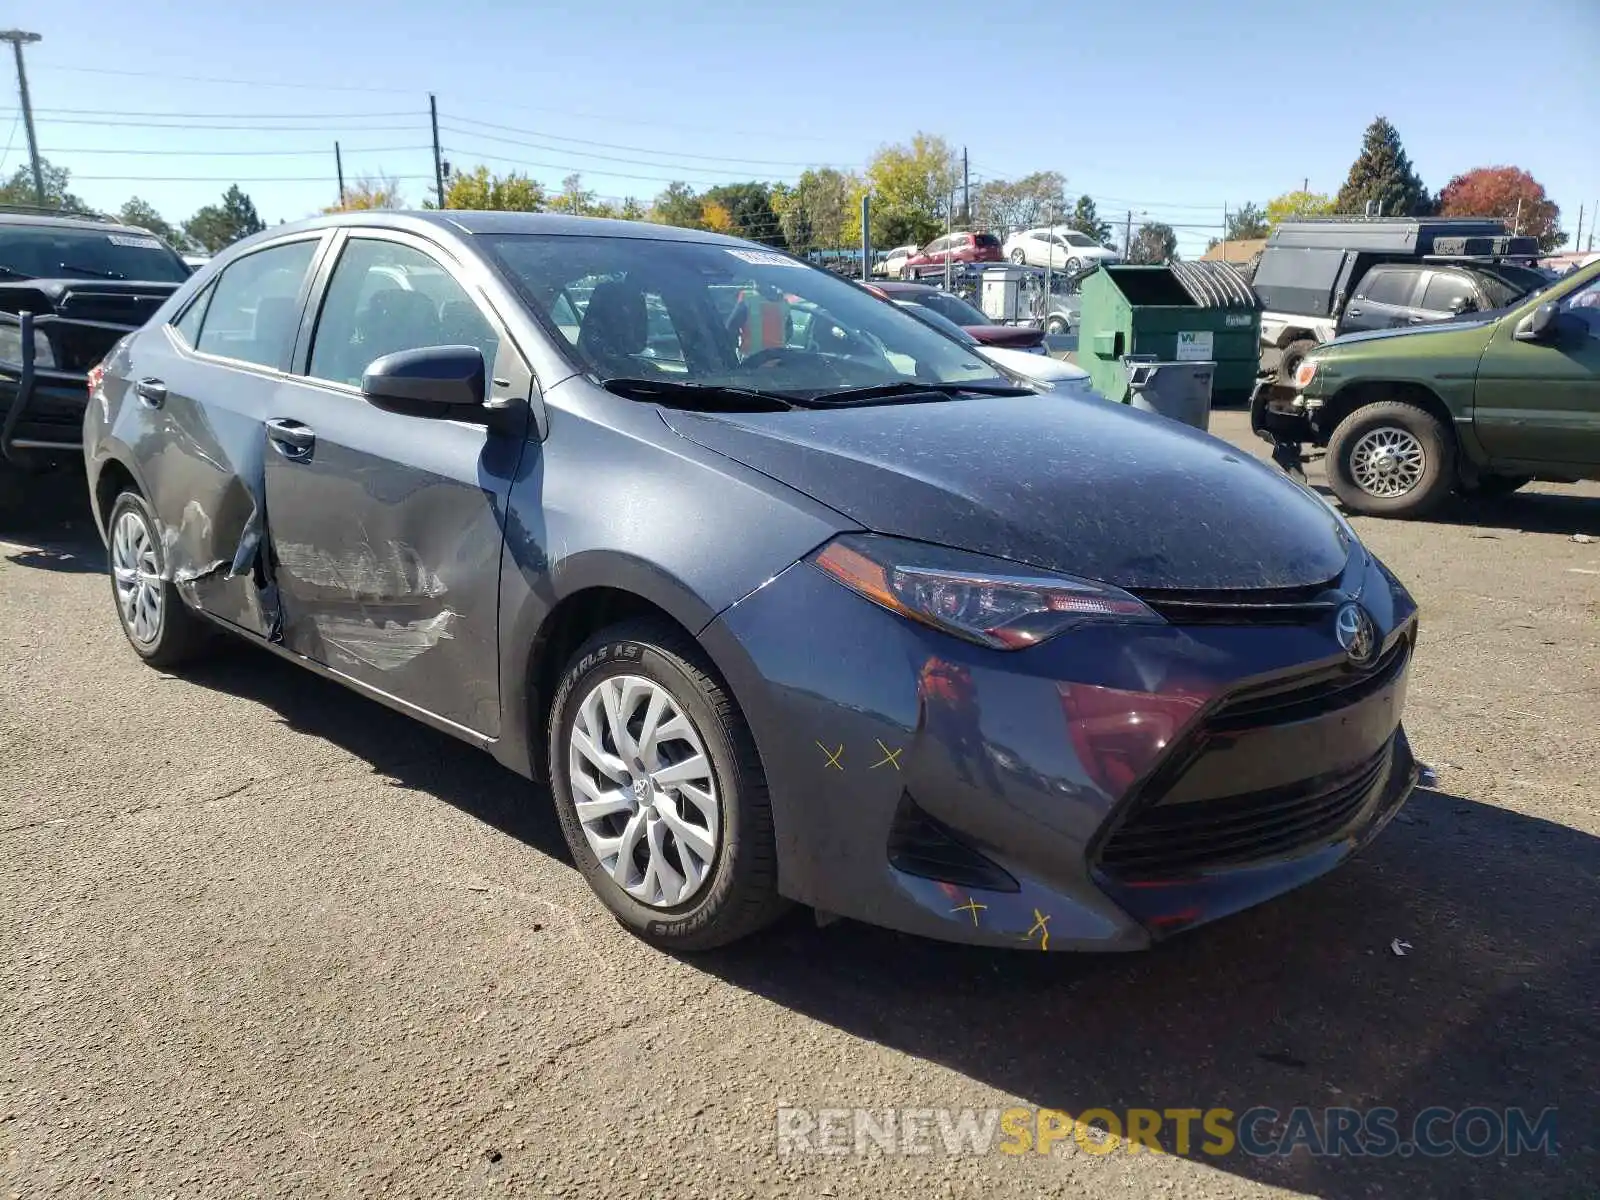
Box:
1334, 602, 1378, 666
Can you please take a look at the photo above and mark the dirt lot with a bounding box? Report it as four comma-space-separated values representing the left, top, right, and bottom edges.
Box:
3, 412, 1596, 1199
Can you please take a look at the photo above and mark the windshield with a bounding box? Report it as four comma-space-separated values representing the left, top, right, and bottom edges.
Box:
484, 234, 1010, 400
1469, 263, 1548, 309
0, 224, 190, 283
893, 300, 979, 345
909, 289, 991, 327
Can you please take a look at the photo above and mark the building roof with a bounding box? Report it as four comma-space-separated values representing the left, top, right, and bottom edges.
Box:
1200, 238, 1268, 263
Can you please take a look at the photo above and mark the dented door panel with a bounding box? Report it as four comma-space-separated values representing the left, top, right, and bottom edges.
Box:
261, 381, 526, 738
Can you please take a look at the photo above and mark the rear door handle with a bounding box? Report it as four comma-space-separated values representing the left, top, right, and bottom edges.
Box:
266, 417, 316, 458
134, 378, 167, 407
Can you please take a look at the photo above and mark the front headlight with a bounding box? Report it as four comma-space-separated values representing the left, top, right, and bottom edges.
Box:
809, 533, 1162, 650
0, 324, 54, 368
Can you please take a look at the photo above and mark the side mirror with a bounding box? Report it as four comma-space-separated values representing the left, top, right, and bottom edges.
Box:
1514, 301, 1560, 343
361, 345, 486, 418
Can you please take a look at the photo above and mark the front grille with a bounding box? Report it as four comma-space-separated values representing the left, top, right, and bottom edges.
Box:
1131, 579, 1340, 625
1210, 636, 1409, 729
1098, 744, 1390, 875
886, 794, 1019, 892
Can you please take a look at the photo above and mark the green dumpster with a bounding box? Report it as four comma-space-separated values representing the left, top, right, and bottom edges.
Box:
1078, 261, 1261, 406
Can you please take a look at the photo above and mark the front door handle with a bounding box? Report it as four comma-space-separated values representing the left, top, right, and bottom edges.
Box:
266, 417, 316, 459
134, 378, 167, 407
1345, 306, 1363, 317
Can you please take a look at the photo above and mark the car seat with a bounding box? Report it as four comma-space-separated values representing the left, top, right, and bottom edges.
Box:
575, 280, 648, 378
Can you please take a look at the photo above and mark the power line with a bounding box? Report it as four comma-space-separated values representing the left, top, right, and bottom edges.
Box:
33, 63, 419, 94
11, 105, 419, 119
29, 116, 424, 131
444, 113, 857, 169
68, 173, 435, 183
39, 143, 430, 157
439, 144, 799, 186
440, 128, 804, 182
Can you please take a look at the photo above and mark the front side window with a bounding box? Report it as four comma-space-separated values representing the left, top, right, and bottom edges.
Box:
1561, 276, 1600, 339
308, 239, 501, 387
193, 240, 319, 369
1420, 272, 1477, 314
484, 234, 1010, 400
172, 281, 214, 346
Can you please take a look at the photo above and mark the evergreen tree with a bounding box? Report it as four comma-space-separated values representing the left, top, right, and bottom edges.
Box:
1067, 195, 1112, 245
1335, 118, 1430, 217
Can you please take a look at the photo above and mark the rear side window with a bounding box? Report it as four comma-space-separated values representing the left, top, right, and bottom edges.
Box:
1420, 273, 1477, 313
975, 233, 1001, 249
193, 240, 319, 369
172, 281, 214, 346
1362, 270, 1414, 306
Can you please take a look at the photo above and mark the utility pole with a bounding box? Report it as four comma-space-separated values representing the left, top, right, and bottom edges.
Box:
962, 146, 969, 227
944, 186, 954, 292
1512, 196, 1523, 235
1222, 202, 1229, 262
1124, 209, 1134, 260
429, 93, 446, 209
0, 31, 45, 208
859, 193, 870, 283
1574, 205, 1584, 257
1303, 177, 1309, 193
335, 142, 346, 208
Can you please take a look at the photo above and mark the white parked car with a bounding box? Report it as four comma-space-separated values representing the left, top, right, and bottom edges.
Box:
893, 300, 1095, 396
1002, 228, 1119, 274
874, 244, 919, 279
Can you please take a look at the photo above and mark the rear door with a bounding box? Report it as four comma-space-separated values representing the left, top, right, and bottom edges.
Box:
1411, 269, 1483, 324
1474, 272, 1600, 469
122, 234, 329, 637
1340, 266, 1422, 333
259, 230, 534, 737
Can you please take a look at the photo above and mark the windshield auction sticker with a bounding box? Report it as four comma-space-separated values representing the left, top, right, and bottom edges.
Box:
724, 249, 802, 267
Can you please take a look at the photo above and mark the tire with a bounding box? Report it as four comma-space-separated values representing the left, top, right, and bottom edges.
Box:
1278, 337, 1318, 384
1045, 316, 1070, 336
547, 619, 788, 951
1325, 401, 1456, 518
106, 490, 212, 668
1463, 473, 1531, 499
1065, 257, 1082, 275
1009, 249, 1027, 265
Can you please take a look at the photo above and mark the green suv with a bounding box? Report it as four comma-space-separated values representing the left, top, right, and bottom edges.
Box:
1252, 260, 1600, 517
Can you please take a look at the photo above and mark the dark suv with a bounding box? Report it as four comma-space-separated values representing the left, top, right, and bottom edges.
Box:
0, 209, 191, 499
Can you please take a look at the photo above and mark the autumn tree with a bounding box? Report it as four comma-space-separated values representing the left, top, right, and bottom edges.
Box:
1127, 222, 1178, 264
117, 197, 183, 246
322, 174, 404, 213
1437, 166, 1565, 251
183, 185, 266, 253
553, 173, 598, 215
1335, 117, 1430, 217
1066, 195, 1112, 245
864, 133, 958, 248
972, 171, 1068, 238
701, 182, 785, 247
1265, 189, 1336, 226
649, 181, 705, 228
790, 168, 859, 252
1224, 202, 1269, 241
438, 166, 545, 211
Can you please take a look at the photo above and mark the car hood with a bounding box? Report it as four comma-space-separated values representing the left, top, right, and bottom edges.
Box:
1325, 315, 1499, 348
966, 324, 1045, 348
661, 394, 1350, 590
976, 345, 1089, 383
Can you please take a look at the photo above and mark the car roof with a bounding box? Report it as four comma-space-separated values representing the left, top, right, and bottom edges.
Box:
0, 211, 168, 239
255, 209, 758, 246
873, 280, 938, 295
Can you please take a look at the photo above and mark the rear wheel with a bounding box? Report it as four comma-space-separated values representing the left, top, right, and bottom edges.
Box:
1045, 316, 1070, 336
1010, 249, 1027, 265
547, 620, 788, 951
1064, 256, 1083, 275
1325, 401, 1456, 518
106, 490, 212, 668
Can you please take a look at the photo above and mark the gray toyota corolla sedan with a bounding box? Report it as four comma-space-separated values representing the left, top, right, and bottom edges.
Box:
83, 212, 1419, 952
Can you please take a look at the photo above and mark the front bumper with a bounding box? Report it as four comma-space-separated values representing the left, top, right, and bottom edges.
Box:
702, 549, 1419, 952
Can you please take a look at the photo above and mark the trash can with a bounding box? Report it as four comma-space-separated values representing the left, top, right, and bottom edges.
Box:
1078, 261, 1260, 406
1122, 355, 1214, 431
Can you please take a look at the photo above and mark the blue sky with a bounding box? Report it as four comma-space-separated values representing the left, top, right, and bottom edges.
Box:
12, 0, 1600, 255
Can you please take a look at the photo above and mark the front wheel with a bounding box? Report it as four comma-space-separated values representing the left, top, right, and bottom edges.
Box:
1009, 249, 1027, 265
1325, 401, 1456, 518
1064, 257, 1082, 274
547, 620, 788, 951
1045, 316, 1070, 336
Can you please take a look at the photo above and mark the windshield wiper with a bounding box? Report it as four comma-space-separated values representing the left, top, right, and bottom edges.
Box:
805, 379, 1033, 406
58, 262, 126, 279
0, 264, 34, 280
602, 376, 795, 411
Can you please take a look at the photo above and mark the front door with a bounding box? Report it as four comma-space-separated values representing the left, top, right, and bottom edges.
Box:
1474, 271, 1600, 470
1340, 266, 1421, 333
261, 232, 532, 738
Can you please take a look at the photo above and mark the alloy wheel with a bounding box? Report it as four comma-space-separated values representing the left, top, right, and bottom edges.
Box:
568, 674, 720, 908
111, 508, 164, 646
1349, 427, 1425, 498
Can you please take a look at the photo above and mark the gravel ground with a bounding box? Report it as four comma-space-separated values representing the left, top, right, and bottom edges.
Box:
2, 414, 1596, 1199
